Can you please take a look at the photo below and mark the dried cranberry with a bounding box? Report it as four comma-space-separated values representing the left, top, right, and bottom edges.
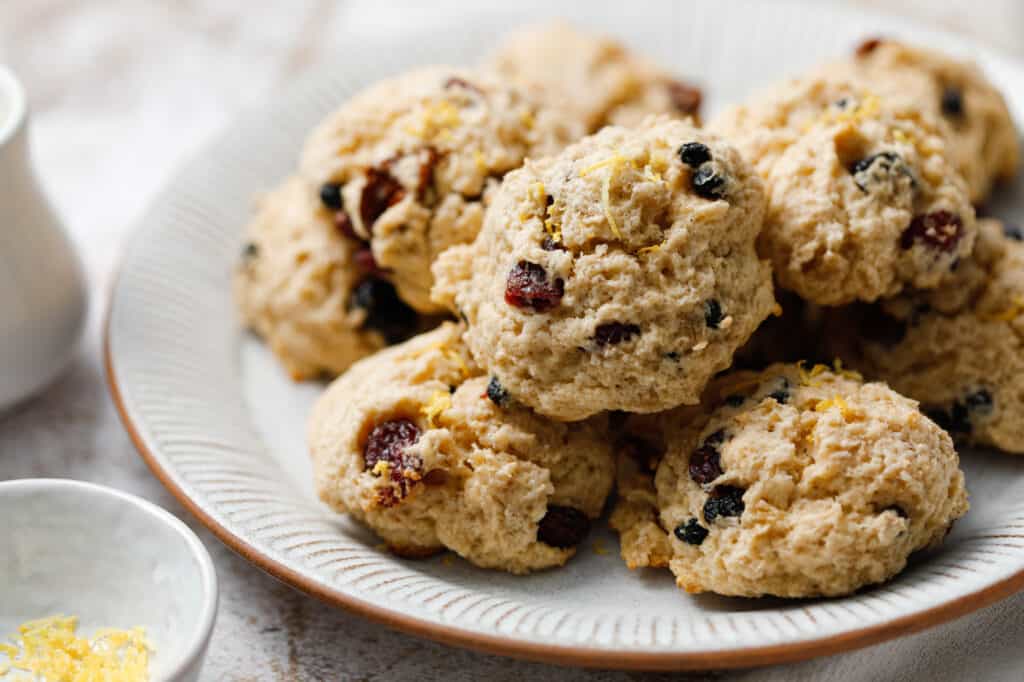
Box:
678, 142, 711, 168
363, 418, 423, 498
537, 506, 590, 548
704, 299, 724, 328
334, 211, 358, 240
1004, 223, 1023, 242
353, 247, 383, 275
941, 87, 964, 118
674, 518, 709, 545
667, 81, 703, 116
703, 485, 745, 523
594, 322, 641, 346
855, 37, 885, 57
689, 430, 725, 486
900, 211, 964, 252
504, 261, 564, 312
486, 376, 510, 407
692, 166, 726, 200
351, 279, 418, 344
320, 182, 344, 210
416, 146, 441, 203
360, 166, 406, 231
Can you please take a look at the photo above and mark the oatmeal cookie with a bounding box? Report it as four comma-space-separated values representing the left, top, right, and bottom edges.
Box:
432, 117, 775, 421
308, 323, 615, 573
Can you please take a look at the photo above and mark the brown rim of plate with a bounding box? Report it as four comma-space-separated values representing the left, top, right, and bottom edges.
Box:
104, 287, 1024, 671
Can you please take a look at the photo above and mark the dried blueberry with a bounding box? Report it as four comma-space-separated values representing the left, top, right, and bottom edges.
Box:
703, 485, 745, 524
767, 378, 791, 404
900, 211, 964, 252
965, 389, 994, 415
674, 518, 709, 545
486, 376, 510, 407
320, 182, 344, 210
692, 166, 726, 200
704, 299, 724, 328
360, 166, 406, 230
594, 322, 641, 346
665, 351, 680, 361
855, 37, 884, 57
667, 81, 703, 116
537, 506, 591, 548
849, 152, 914, 193
1004, 224, 1023, 242
363, 418, 423, 501
241, 242, 259, 260
678, 142, 711, 168
941, 87, 964, 118
540, 236, 565, 251
351, 279, 418, 344
504, 261, 564, 312
689, 439, 724, 486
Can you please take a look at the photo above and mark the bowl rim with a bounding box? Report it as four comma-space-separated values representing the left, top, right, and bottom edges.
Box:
0, 64, 26, 148
0, 477, 219, 681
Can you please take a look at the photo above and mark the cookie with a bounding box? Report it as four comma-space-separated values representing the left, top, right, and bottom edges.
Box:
852, 38, 1020, 203
299, 66, 572, 313
612, 363, 968, 598
829, 218, 1024, 454
713, 75, 977, 305
234, 176, 424, 380
308, 323, 615, 573
486, 21, 702, 134
432, 117, 775, 421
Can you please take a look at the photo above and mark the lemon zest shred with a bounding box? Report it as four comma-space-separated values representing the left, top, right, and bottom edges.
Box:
473, 149, 486, 172
520, 110, 536, 129
371, 461, 391, 477
601, 172, 623, 240
980, 295, 1024, 322
637, 243, 662, 256
421, 390, 452, 428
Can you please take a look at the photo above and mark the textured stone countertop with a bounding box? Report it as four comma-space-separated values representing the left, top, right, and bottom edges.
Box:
1, 1, 1023, 680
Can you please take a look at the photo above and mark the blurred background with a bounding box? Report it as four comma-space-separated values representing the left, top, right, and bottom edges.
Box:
1, 1, 1023, 679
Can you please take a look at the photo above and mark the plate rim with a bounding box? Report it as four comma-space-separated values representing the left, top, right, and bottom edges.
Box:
104, 292, 1024, 671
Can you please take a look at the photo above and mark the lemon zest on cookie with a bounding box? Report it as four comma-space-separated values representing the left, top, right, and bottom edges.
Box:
832, 357, 863, 381
473, 149, 487, 172
422, 390, 452, 428
520, 109, 536, 129
815, 395, 853, 420
637, 243, 662, 256
578, 152, 627, 239
371, 461, 391, 477
981, 295, 1024, 322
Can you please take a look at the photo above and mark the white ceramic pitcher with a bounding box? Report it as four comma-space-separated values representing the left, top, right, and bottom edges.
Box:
0, 65, 87, 410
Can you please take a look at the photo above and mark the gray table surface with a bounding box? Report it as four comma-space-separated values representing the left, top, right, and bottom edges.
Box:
2, 1, 1023, 679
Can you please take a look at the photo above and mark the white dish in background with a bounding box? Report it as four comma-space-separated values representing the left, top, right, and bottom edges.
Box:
105, 0, 1024, 670
0, 479, 218, 681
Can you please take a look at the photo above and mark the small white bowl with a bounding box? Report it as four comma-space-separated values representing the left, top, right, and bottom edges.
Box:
0, 479, 217, 681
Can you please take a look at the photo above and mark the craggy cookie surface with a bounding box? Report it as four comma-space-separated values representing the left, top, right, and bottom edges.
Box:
299, 66, 573, 313
234, 176, 422, 380
433, 117, 775, 421
713, 73, 976, 305
308, 323, 615, 573
486, 21, 702, 135
613, 364, 968, 598
851, 38, 1019, 203
830, 219, 1024, 454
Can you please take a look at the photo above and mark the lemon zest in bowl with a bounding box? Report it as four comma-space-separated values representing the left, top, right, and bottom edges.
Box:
0, 615, 151, 682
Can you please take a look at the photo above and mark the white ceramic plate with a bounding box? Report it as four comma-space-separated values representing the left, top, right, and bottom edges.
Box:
106, 0, 1024, 670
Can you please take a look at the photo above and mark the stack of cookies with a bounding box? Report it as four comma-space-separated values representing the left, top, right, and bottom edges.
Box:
234, 23, 1021, 598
